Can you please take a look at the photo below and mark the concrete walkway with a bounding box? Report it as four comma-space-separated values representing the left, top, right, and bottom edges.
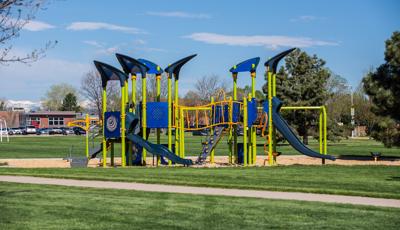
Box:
0, 175, 399, 208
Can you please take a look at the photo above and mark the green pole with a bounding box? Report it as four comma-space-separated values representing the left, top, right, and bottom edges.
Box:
156, 74, 161, 165
174, 77, 179, 157
267, 69, 273, 166
210, 96, 215, 164
142, 76, 147, 165
167, 74, 172, 165
233, 73, 238, 163
243, 96, 248, 166
120, 84, 126, 167
102, 87, 107, 168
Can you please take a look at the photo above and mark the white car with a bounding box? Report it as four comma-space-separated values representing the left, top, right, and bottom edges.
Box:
9, 127, 22, 135
0, 128, 8, 136
23, 125, 37, 135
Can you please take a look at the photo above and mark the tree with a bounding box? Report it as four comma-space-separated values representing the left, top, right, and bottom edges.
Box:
263, 49, 331, 144
363, 31, 400, 147
183, 90, 201, 106
42, 83, 77, 111
0, 98, 8, 110
352, 84, 379, 135
80, 70, 121, 117
194, 74, 227, 102
146, 73, 168, 101
0, 0, 56, 64
325, 72, 351, 140
60, 93, 80, 112
229, 86, 264, 100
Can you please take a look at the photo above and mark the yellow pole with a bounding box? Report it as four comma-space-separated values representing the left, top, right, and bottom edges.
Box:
319, 109, 323, 154
272, 72, 277, 164
233, 73, 238, 163
120, 84, 126, 167
267, 69, 273, 166
323, 106, 327, 154
85, 114, 89, 158
180, 107, 185, 158
156, 74, 161, 165
167, 74, 172, 165
131, 74, 137, 111
247, 94, 252, 165
174, 77, 179, 157
102, 88, 107, 167
210, 97, 215, 164
243, 96, 248, 166
142, 76, 147, 165
228, 96, 233, 164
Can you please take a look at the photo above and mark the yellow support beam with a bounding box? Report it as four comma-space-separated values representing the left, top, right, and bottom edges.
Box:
102, 88, 107, 168
120, 83, 126, 167
142, 76, 147, 165
167, 74, 172, 165
210, 97, 215, 164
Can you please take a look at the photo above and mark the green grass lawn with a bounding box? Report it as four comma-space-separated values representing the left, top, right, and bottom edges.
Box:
0, 134, 399, 158
0, 182, 399, 229
1, 166, 399, 199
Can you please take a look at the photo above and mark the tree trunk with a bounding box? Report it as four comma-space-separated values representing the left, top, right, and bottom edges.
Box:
302, 128, 309, 145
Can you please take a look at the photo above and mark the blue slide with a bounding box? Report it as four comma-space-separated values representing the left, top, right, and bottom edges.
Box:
126, 134, 193, 166
268, 97, 335, 161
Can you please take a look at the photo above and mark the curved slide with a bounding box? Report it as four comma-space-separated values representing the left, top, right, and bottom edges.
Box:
126, 134, 193, 166
270, 97, 335, 161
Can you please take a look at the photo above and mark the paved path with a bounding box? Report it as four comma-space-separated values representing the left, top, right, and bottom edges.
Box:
1, 175, 399, 208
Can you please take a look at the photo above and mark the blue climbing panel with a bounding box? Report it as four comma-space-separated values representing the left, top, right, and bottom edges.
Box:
232, 102, 241, 122
247, 98, 257, 127
104, 111, 121, 139
146, 102, 168, 128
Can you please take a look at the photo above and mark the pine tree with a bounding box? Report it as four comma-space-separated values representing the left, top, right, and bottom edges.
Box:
263, 49, 330, 144
363, 31, 400, 147
60, 93, 81, 112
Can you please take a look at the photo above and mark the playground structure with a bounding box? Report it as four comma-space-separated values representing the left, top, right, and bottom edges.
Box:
0, 117, 9, 143
87, 48, 335, 167
67, 115, 100, 158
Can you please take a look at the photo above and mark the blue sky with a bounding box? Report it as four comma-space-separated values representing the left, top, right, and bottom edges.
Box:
1, 0, 399, 101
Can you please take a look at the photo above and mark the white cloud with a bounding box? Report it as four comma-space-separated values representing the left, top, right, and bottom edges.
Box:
83, 40, 103, 48
146, 11, 211, 19
0, 57, 90, 100
133, 39, 147, 45
290, 15, 324, 22
184, 32, 338, 49
66, 22, 145, 34
134, 47, 167, 53
96, 46, 119, 55
23, 20, 55, 31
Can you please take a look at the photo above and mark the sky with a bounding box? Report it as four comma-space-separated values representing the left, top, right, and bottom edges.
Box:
0, 0, 399, 101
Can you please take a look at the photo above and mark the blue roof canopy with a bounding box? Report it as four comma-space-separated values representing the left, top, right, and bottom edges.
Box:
264, 48, 296, 73
138, 59, 163, 75
165, 54, 197, 79
116, 53, 149, 77
94, 61, 127, 88
230, 57, 260, 73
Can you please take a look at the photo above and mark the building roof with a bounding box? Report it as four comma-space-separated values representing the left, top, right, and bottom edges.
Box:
26, 111, 78, 116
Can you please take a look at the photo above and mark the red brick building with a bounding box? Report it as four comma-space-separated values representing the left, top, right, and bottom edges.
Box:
26, 111, 77, 128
